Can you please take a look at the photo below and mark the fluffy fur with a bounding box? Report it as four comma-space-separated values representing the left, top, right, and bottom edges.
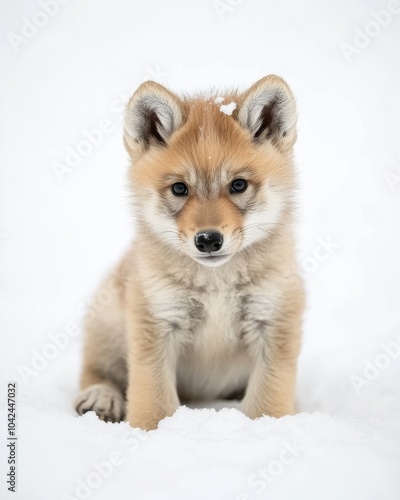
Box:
75, 75, 305, 430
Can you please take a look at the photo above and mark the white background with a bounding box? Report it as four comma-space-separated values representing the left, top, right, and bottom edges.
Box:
1, 1, 400, 499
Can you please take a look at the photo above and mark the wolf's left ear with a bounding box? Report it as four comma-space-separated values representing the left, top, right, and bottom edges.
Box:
124, 81, 185, 155
235, 75, 297, 151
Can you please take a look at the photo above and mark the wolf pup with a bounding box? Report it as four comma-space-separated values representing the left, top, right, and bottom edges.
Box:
75, 75, 305, 430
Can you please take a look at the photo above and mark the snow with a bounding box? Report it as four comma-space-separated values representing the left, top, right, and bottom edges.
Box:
219, 101, 237, 115
1, 0, 400, 499
5, 404, 400, 500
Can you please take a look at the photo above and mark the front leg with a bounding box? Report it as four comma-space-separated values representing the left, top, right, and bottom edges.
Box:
242, 315, 302, 419
125, 308, 180, 430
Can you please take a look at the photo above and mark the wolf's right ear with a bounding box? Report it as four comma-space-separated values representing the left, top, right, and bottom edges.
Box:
124, 81, 185, 155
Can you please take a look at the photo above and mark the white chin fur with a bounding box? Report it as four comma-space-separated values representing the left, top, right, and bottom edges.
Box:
192, 254, 233, 268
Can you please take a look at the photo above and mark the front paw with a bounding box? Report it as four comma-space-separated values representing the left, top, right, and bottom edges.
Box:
242, 399, 295, 419
126, 403, 178, 430
75, 384, 125, 423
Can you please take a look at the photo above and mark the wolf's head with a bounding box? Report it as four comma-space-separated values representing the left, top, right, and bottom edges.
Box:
124, 76, 297, 267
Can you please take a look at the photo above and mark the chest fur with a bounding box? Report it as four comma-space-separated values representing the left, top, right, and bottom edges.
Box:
145, 276, 280, 349
141, 271, 282, 400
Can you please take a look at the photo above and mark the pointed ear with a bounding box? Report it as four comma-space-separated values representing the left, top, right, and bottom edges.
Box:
235, 75, 297, 151
124, 81, 185, 154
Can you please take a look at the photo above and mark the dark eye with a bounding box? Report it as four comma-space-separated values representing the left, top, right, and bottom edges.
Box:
230, 179, 248, 194
171, 182, 188, 196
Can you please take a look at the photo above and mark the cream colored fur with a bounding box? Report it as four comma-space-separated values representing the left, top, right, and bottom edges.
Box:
75, 75, 305, 430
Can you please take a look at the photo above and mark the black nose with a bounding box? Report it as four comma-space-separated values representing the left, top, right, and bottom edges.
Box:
195, 231, 224, 253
